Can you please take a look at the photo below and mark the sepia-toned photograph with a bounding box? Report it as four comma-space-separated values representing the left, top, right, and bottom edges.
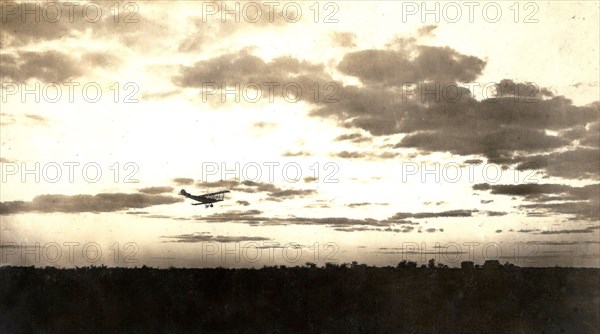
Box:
1, 1, 599, 333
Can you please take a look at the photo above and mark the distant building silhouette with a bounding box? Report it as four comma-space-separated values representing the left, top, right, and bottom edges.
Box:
461, 261, 474, 270
483, 260, 501, 270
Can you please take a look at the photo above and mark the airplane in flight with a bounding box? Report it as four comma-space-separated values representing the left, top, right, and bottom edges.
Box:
180, 189, 230, 208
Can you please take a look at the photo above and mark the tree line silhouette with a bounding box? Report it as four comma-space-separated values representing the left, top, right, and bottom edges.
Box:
1, 260, 598, 333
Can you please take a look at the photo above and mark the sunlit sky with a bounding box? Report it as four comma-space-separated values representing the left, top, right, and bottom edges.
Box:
1, 1, 599, 268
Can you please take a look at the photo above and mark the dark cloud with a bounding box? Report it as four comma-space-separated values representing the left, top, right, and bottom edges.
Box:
517, 229, 541, 233
520, 201, 599, 222
334, 132, 371, 143
347, 202, 388, 208
474, 183, 599, 221
347, 202, 369, 207
282, 151, 311, 157
192, 179, 316, 201
162, 233, 270, 243
337, 44, 486, 86
198, 209, 266, 225
390, 210, 476, 219
196, 179, 240, 189
396, 124, 568, 158
332, 150, 400, 159
138, 186, 174, 194
0, 2, 166, 48
0, 193, 183, 215
303, 176, 318, 183
1, 50, 120, 83
175, 50, 325, 89
172, 178, 194, 186
236, 200, 250, 206
334, 151, 364, 159
514, 147, 600, 179
529, 240, 600, 245
266, 189, 316, 201
537, 226, 599, 235
487, 211, 507, 216
193, 210, 420, 231
473, 183, 574, 198
1, 51, 83, 82
173, 41, 598, 182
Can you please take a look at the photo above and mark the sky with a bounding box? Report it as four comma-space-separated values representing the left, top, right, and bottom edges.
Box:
0, 1, 599, 268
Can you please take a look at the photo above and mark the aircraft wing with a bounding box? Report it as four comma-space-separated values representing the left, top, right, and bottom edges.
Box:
202, 190, 231, 197
201, 190, 230, 202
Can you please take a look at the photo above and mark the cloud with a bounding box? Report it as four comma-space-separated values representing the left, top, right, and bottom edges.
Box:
389, 210, 476, 219
337, 43, 486, 86
253, 122, 276, 129
537, 226, 599, 235
236, 200, 250, 206
162, 233, 271, 243
416, 25, 438, 37
1, 51, 83, 82
282, 151, 311, 157
172, 40, 599, 182
334, 132, 371, 143
474, 183, 599, 221
24, 114, 48, 126
138, 186, 174, 194
303, 176, 318, 183
332, 150, 400, 159
194, 210, 421, 231
174, 50, 327, 106
190, 179, 317, 201
196, 179, 241, 189
0, 193, 183, 215
266, 189, 316, 201
529, 240, 600, 245
514, 147, 600, 180
486, 211, 507, 216
330, 31, 357, 48
172, 178, 194, 186
0, 2, 167, 48
177, 3, 292, 52
81, 52, 118, 68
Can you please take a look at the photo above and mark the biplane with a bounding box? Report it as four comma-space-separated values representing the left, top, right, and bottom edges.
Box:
180, 189, 230, 208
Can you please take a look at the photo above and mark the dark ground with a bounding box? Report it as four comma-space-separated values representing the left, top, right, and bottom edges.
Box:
0, 264, 598, 333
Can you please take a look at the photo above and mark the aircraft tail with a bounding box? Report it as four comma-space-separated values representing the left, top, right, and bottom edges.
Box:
180, 189, 189, 196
